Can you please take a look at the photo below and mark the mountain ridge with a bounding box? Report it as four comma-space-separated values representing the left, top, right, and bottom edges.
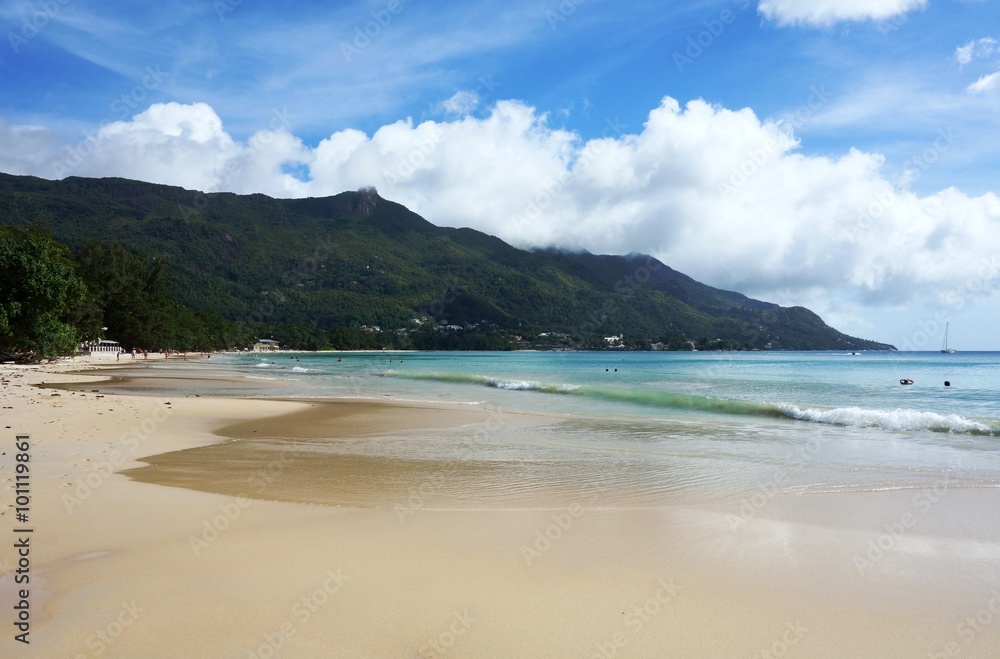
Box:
0, 172, 895, 350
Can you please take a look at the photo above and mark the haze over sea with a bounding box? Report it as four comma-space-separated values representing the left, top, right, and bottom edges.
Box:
151, 350, 1000, 511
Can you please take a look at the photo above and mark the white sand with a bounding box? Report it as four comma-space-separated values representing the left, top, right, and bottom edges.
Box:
1, 356, 999, 658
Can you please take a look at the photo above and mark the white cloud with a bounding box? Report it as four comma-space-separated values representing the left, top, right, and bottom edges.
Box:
967, 70, 1000, 94
2, 99, 999, 317
0, 121, 63, 174
955, 37, 998, 65
41, 102, 311, 195
438, 90, 481, 116
758, 0, 927, 27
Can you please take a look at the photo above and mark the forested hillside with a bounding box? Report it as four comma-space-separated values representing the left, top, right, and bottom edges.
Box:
0, 173, 895, 355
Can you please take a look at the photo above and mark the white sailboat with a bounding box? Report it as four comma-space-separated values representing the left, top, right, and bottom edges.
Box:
941, 322, 956, 353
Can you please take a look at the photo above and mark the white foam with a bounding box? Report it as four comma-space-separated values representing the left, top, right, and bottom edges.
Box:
484, 378, 579, 393
778, 404, 996, 434
488, 379, 537, 391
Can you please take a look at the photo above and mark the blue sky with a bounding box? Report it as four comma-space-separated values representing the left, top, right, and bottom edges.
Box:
2, 0, 999, 348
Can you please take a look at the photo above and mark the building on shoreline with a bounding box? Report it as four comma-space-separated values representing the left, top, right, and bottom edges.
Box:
253, 338, 281, 352
81, 339, 121, 356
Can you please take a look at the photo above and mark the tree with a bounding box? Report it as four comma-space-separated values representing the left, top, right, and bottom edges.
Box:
76, 243, 179, 350
0, 226, 87, 359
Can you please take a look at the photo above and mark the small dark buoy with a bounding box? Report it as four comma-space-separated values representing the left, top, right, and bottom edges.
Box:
614, 369, 618, 372
606, 369, 609, 372
944, 381, 951, 387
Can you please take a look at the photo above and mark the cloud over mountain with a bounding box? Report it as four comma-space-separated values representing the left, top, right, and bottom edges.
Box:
2, 97, 998, 327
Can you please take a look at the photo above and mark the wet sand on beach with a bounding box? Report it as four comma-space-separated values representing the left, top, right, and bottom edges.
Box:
2, 356, 999, 657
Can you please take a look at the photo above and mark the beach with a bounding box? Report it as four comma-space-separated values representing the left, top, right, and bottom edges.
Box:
2, 354, 1000, 658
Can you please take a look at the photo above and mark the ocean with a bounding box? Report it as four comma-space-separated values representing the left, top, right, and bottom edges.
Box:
167, 350, 1000, 511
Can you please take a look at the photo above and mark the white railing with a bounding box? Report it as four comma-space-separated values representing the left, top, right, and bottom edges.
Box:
84, 344, 121, 353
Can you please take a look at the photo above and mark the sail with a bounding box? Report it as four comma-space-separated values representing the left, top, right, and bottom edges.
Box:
941, 323, 956, 353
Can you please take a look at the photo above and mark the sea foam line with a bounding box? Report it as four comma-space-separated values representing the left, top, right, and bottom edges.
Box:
383, 371, 1000, 435
777, 404, 997, 435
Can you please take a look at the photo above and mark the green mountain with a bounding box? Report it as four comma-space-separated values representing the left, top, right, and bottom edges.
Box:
0, 172, 894, 350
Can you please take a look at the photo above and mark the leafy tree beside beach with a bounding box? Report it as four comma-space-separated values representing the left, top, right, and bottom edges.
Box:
0, 228, 244, 360
0, 225, 87, 359
76, 242, 180, 351
75, 241, 248, 352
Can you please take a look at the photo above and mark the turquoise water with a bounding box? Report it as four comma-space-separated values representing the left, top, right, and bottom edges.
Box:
233, 350, 1000, 432
172, 350, 1000, 507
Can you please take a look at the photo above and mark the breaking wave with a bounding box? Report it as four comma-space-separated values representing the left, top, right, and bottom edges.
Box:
383, 371, 1000, 435
776, 404, 996, 434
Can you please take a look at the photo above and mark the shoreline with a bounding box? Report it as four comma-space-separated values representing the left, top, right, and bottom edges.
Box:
2, 356, 999, 657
